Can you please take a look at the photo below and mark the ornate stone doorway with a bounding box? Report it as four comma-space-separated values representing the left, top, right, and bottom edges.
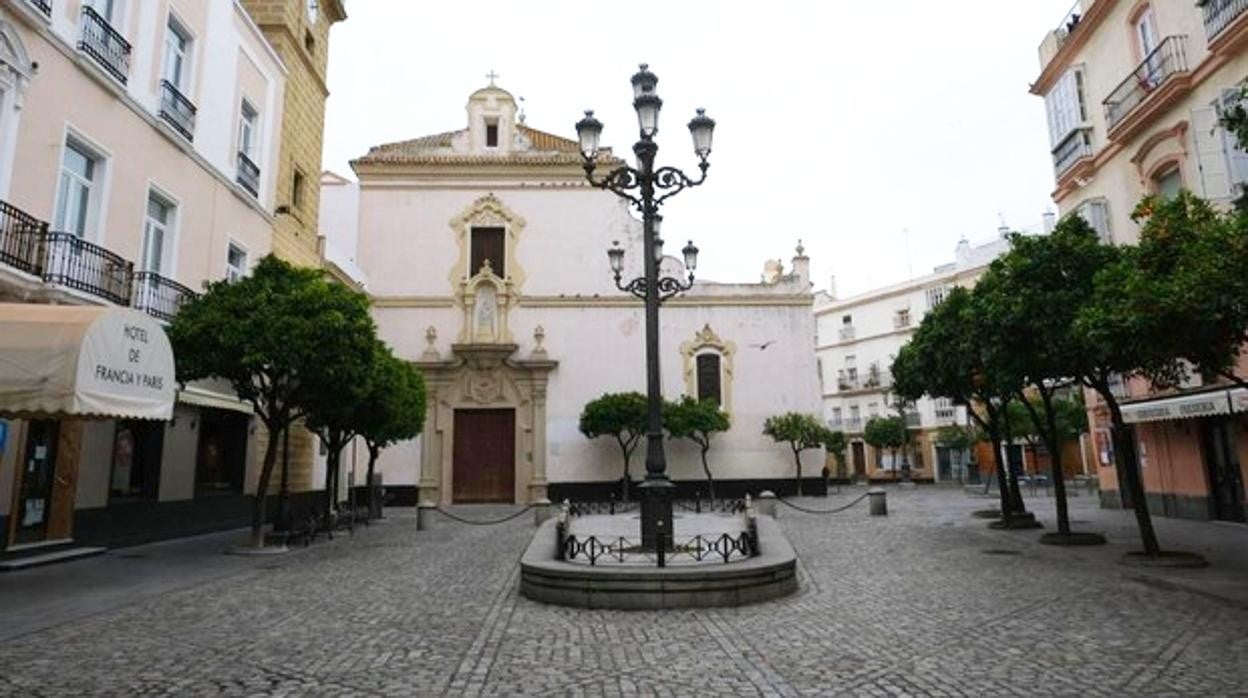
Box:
415, 342, 555, 506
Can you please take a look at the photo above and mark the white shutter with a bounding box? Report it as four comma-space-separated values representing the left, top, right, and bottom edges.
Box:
1219, 90, 1248, 187
1192, 105, 1232, 201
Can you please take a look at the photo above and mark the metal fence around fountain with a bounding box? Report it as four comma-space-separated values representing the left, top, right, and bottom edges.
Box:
556, 495, 760, 568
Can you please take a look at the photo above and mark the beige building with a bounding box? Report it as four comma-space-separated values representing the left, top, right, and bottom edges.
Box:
0, 0, 291, 556
1033, 0, 1248, 521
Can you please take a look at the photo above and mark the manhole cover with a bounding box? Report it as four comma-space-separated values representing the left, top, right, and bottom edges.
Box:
981, 549, 1022, 556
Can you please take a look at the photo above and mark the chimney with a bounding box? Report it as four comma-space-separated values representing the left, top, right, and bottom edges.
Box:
827, 274, 838, 299
1042, 209, 1057, 234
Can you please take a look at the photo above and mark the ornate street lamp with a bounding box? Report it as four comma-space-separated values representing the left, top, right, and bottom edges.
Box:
576, 63, 715, 556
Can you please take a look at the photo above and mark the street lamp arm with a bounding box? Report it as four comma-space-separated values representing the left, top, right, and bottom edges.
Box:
615, 273, 695, 302
653, 162, 709, 206
584, 162, 643, 207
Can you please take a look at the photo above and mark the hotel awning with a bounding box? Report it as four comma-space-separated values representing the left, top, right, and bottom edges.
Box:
0, 303, 175, 420
1120, 387, 1245, 425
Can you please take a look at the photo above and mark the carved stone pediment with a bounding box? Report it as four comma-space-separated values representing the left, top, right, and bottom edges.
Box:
452, 342, 518, 370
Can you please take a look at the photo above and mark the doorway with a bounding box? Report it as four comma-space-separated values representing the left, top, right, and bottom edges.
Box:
851, 441, 866, 480
452, 409, 515, 503
1201, 418, 1245, 523
936, 447, 953, 482
13, 420, 59, 545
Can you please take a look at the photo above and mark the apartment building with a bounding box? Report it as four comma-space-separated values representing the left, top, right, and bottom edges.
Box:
1033, 0, 1248, 521
814, 235, 1013, 483
0, 0, 290, 557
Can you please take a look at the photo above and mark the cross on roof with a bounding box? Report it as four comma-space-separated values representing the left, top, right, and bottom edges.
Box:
486, 70, 499, 86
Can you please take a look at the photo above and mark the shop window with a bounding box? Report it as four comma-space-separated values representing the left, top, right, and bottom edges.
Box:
110, 420, 164, 501
195, 410, 249, 494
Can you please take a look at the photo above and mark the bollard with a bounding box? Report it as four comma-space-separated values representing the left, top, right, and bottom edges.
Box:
417, 501, 437, 530
757, 490, 778, 519
868, 487, 888, 516
532, 498, 553, 527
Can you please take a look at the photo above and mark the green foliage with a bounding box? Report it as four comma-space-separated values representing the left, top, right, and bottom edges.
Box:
664, 397, 730, 499
762, 412, 825, 495
822, 429, 848, 478
579, 392, 649, 498
862, 416, 906, 452
934, 425, 972, 451
356, 347, 427, 451
167, 255, 379, 544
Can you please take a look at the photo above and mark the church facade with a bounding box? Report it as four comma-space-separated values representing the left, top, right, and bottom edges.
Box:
330, 84, 822, 505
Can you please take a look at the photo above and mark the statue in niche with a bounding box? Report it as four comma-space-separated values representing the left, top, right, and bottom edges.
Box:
473, 283, 498, 342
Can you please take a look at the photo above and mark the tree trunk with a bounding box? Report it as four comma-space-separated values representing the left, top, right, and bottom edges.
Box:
794, 446, 804, 496
1041, 392, 1070, 535
700, 444, 715, 503
323, 438, 342, 527
366, 441, 381, 520
251, 421, 282, 547
1105, 395, 1162, 556
990, 433, 1012, 519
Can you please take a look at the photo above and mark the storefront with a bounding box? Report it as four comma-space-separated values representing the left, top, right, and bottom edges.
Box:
0, 304, 175, 552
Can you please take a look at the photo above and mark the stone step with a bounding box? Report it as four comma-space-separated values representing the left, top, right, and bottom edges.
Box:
0, 546, 107, 572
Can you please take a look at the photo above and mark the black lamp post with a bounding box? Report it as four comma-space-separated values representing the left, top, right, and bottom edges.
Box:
576, 64, 715, 554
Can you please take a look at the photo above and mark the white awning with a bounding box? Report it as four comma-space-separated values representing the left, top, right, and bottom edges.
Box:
177, 379, 253, 414
1119, 388, 1240, 425
0, 303, 175, 420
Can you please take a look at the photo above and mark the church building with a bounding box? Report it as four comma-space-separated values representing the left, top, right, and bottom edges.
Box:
326, 82, 822, 504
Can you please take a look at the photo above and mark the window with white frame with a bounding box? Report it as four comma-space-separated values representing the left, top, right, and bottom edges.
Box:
849, 405, 861, 424
1044, 68, 1088, 148
1218, 90, 1248, 188
238, 100, 258, 158
162, 18, 191, 90
54, 140, 99, 239
87, 0, 120, 23
925, 285, 949, 309
142, 191, 175, 273
226, 242, 248, 282
1072, 198, 1112, 243
831, 407, 842, 426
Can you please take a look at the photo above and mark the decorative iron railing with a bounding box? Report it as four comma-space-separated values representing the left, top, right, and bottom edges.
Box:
560, 531, 756, 566
1104, 36, 1188, 131
566, 500, 640, 517
79, 6, 131, 84
673, 498, 747, 514
41, 231, 133, 305
158, 80, 196, 141
934, 407, 958, 423
132, 271, 196, 322
845, 417, 863, 432
0, 200, 48, 276
1053, 127, 1094, 176
236, 151, 261, 197
26, 0, 52, 18
1202, 0, 1248, 41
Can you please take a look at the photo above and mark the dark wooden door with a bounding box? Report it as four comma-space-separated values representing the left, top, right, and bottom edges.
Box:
453, 409, 515, 503
851, 442, 866, 479
1202, 419, 1245, 523
13, 420, 59, 544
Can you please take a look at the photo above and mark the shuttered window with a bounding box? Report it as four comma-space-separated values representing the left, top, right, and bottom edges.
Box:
696, 353, 722, 405
1073, 198, 1112, 244
470, 227, 505, 277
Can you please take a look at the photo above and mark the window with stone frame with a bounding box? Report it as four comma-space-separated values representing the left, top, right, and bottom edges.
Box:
470, 226, 506, 277
696, 353, 722, 406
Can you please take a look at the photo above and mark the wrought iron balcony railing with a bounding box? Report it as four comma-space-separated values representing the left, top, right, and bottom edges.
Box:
845, 417, 863, 432
78, 6, 131, 84
158, 80, 196, 141
1053, 1, 1086, 49
42, 231, 133, 305
26, 0, 52, 18
1104, 36, 1188, 131
132, 271, 197, 322
934, 407, 958, 423
236, 151, 260, 197
1053, 127, 1094, 176
1202, 0, 1248, 42
0, 200, 48, 276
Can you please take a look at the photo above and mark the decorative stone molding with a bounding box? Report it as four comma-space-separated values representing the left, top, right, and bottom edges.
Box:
680, 324, 737, 415
457, 260, 516, 343
448, 193, 528, 291
421, 326, 440, 360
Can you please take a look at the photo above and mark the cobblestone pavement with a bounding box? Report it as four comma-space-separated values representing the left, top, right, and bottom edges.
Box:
2, 488, 1247, 696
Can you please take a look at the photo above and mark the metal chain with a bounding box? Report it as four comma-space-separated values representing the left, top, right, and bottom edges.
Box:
774, 492, 870, 514
433, 505, 534, 526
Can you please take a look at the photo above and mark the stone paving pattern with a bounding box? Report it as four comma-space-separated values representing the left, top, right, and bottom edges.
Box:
1, 489, 1247, 696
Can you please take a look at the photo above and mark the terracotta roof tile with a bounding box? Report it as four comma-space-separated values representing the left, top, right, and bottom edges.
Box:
352, 124, 617, 168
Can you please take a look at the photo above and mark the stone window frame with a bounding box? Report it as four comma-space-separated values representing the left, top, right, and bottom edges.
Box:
680, 324, 736, 416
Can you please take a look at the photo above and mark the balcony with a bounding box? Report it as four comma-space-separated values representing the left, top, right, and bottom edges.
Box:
838, 325, 856, 341
0, 200, 48, 277
827, 418, 843, 431
1202, 0, 1248, 42
1104, 36, 1188, 133
904, 411, 922, 428
132, 271, 197, 322
934, 407, 958, 423
42, 232, 133, 305
845, 417, 863, 432
1053, 127, 1094, 177
236, 151, 261, 198
1053, 2, 1087, 50
26, 0, 51, 18
158, 80, 196, 142
79, 6, 131, 84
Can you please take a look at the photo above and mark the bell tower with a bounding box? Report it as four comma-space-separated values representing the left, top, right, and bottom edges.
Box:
240, 0, 347, 267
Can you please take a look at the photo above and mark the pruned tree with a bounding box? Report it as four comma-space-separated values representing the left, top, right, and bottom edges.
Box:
762, 412, 825, 496
579, 392, 648, 501
664, 397, 730, 501
822, 429, 849, 482
168, 255, 377, 547
863, 416, 906, 477
354, 346, 427, 519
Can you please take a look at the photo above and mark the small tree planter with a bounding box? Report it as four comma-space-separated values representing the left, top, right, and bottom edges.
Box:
989, 512, 1043, 530
1039, 531, 1107, 546
1119, 550, 1209, 569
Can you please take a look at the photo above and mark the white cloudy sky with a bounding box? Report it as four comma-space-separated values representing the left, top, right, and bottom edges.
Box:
322, 1, 1073, 298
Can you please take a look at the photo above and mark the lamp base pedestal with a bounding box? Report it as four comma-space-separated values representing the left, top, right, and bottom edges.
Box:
638, 478, 675, 552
